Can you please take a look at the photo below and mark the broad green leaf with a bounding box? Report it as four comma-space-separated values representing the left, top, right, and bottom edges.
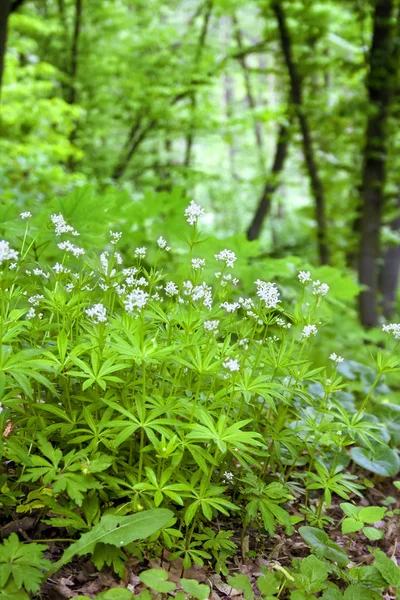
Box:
257, 572, 279, 595
373, 548, 400, 588
299, 527, 349, 566
358, 506, 386, 523
180, 578, 210, 600
56, 509, 173, 569
350, 446, 400, 477
362, 527, 383, 541
342, 518, 363, 534
227, 574, 254, 600
343, 585, 381, 600
96, 591, 133, 600
139, 569, 176, 593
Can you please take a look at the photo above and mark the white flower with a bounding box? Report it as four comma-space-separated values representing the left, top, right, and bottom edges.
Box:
66, 283, 74, 292
9, 263, 17, 270
184, 200, 205, 226
0, 240, 19, 265
20, 212, 32, 220
110, 231, 122, 245
215, 249, 236, 268
135, 247, 147, 259
329, 352, 344, 364
223, 358, 240, 372
58, 241, 85, 257
86, 303, 107, 324
276, 317, 291, 329
221, 301, 240, 313
33, 268, 49, 279
192, 258, 205, 270
382, 323, 400, 339
124, 289, 149, 313
298, 271, 311, 284
238, 338, 249, 350
53, 263, 69, 274
312, 280, 329, 296
165, 281, 179, 296
255, 280, 280, 309
28, 294, 44, 306
157, 236, 171, 251
204, 319, 219, 334
223, 471, 234, 483
51, 213, 79, 236
26, 307, 36, 319
302, 324, 318, 338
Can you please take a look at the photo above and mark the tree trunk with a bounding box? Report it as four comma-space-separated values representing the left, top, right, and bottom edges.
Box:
358, 0, 396, 327
0, 0, 12, 101
247, 121, 291, 240
68, 0, 82, 105
272, 0, 330, 265
380, 199, 400, 318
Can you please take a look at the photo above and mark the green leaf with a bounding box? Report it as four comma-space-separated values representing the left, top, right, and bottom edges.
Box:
257, 572, 279, 595
96, 591, 133, 600
342, 518, 363, 534
139, 569, 176, 593
300, 555, 329, 585
227, 574, 254, 600
362, 527, 383, 541
299, 527, 349, 566
56, 509, 173, 569
180, 578, 210, 600
350, 446, 400, 477
0, 533, 51, 592
358, 506, 386, 523
373, 548, 400, 587
340, 503, 361, 518
343, 585, 381, 600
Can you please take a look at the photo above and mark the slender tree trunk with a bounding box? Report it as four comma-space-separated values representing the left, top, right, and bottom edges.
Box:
0, 0, 12, 102
272, 0, 330, 265
184, 0, 213, 169
380, 198, 400, 318
247, 121, 291, 240
232, 15, 265, 174
68, 0, 82, 105
358, 0, 396, 327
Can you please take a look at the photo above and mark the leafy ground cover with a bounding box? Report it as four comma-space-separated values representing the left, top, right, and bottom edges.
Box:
0, 203, 399, 599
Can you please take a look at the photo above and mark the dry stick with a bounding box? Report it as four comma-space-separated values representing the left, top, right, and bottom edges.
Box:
358, 0, 397, 327
247, 119, 291, 241
272, 0, 330, 265
232, 13, 265, 175
184, 0, 213, 169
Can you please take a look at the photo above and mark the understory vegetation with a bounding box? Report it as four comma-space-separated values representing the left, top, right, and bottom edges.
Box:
0, 204, 399, 598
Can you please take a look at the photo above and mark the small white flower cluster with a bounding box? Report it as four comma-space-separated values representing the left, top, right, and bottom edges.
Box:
184, 200, 204, 226
51, 213, 79, 237
86, 303, 107, 324
20, 211, 32, 220
124, 289, 149, 313
216, 273, 239, 287
302, 324, 318, 338
238, 338, 249, 350
110, 231, 122, 245
32, 268, 50, 279
58, 241, 85, 257
221, 301, 240, 313
28, 294, 44, 306
183, 281, 212, 310
223, 358, 240, 372
165, 281, 179, 296
53, 263, 70, 274
215, 249, 236, 268
298, 271, 311, 284
329, 352, 344, 364
255, 280, 280, 309
135, 247, 147, 259
204, 319, 219, 334
223, 471, 234, 483
192, 258, 205, 270
0, 240, 19, 265
382, 323, 400, 339
312, 280, 329, 297
157, 236, 171, 251
26, 307, 42, 319
276, 317, 291, 329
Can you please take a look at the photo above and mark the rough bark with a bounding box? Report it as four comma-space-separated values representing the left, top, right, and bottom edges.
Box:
247, 121, 290, 241
0, 0, 12, 101
358, 0, 396, 327
272, 0, 330, 265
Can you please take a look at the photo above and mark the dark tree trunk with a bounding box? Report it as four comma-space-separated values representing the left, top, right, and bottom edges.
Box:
68, 0, 82, 105
0, 0, 12, 101
247, 121, 290, 241
380, 199, 400, 318
272, 0, 330, 265
358, 0, 396, 327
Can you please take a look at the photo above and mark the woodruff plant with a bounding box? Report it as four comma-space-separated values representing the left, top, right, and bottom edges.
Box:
0, 201, 398, 571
